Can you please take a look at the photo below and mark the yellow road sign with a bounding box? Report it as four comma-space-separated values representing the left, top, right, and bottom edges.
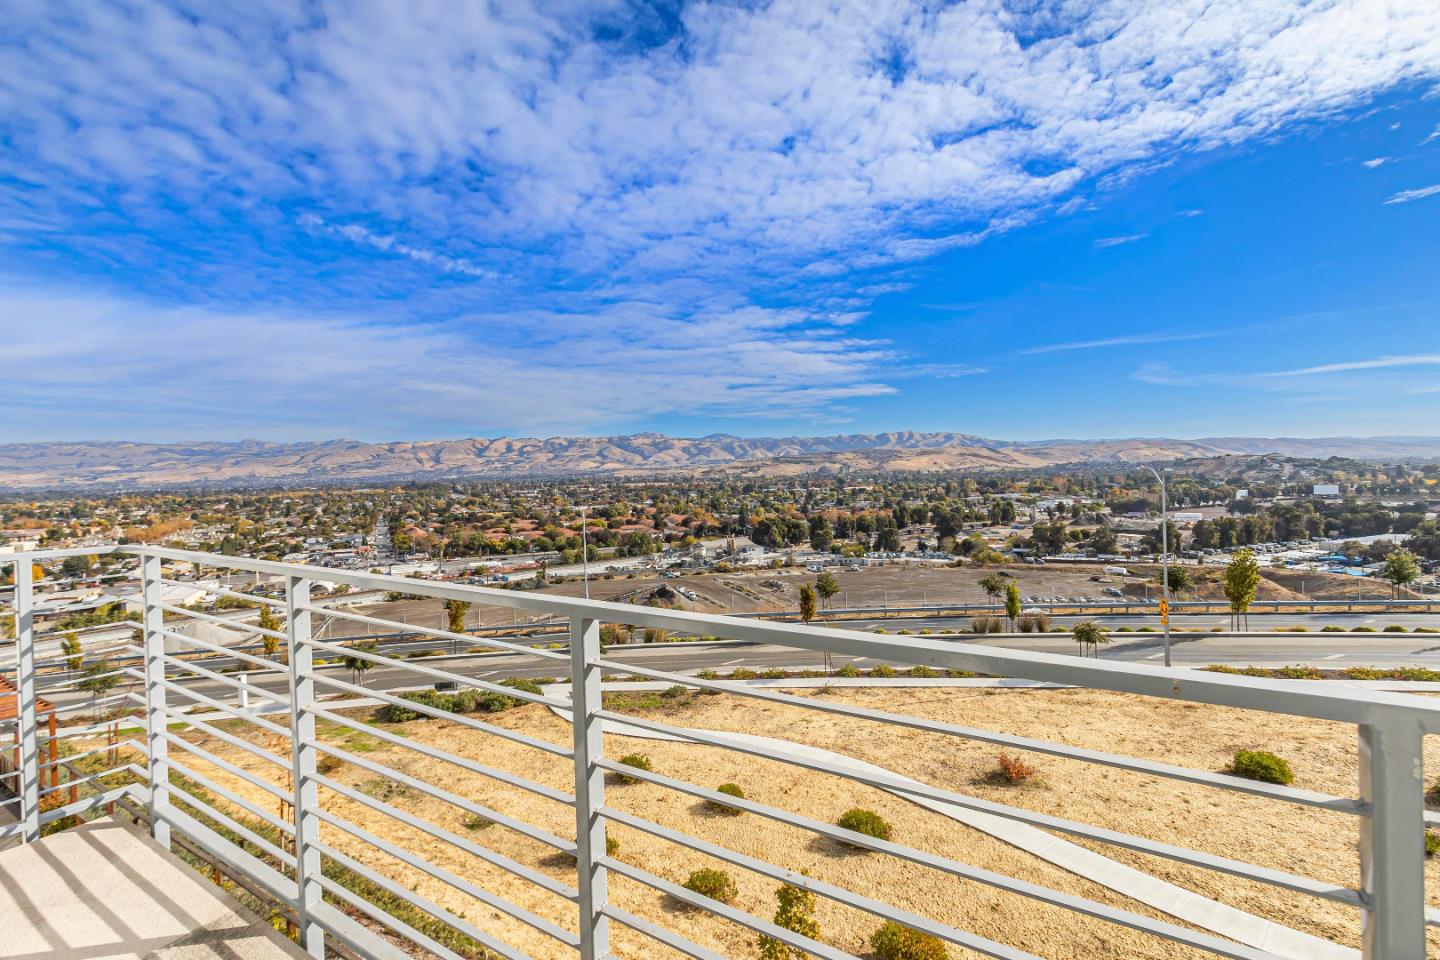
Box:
1159, 598, 1170, 623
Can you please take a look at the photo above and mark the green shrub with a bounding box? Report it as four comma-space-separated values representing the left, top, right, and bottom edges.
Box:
909, 665, 938, 678
758, 882, 819, 960
869, 664, 896, 678
835, 664, 860, 678
683, 868, 738, 905
1229, 750, 1294, 785
705, 782, 746, 815
1384, 624, 1409, 633
728, 668, 759, 680
761, 668, 787, 679
1275, 665, 1322, 679
1320, 625, 1346, 632
464, 815, 495, 831
970, 616, 1003, 634
896, 629, 912, 635
696, 668, 719, 679
870, 921, 948, 960
1415, 626, 1440, 634
616, 753, 652, 784
1344, 666, 1386, 680
662, 684, 689, 699
1351, 626, 1377, 633
873, 628, 888, 635
607, 834, 620, 855
1428, 831, 1440, 858
837, 808, 892, 842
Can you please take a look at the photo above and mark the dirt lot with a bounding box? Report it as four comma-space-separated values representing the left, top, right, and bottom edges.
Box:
177, 686, 1440, 959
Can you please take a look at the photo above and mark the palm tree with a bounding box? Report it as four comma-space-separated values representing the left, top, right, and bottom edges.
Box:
1072, 621, 1109, 658
341, 642, 376, 686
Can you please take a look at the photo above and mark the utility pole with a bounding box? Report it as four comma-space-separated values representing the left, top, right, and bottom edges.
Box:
1144, 465, 1173, 667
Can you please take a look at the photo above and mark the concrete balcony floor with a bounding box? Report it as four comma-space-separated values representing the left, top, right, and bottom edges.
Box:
0, 817, 307, 960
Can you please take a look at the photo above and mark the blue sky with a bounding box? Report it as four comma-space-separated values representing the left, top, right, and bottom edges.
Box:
2, 1, 1439, 443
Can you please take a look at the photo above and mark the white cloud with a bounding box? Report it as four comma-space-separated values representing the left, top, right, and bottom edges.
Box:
1022, 330, 1233, 355
1094, 234, 1148, 249
1362, 156, 1392, 168
0, 286, 902, 440
1265, 354, 1440, 376
3, 0, 1439, 279
1383, 183, 1440, 204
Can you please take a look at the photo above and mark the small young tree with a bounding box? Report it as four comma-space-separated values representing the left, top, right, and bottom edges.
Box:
77, 659, 119, 718
1072, 621, 1109, 658
978, 573, 1006, 602
60, 632, 84, 672
1164, 566, 1191, 594
258, 604, 282, 659
1380, 550, 1421, 599
814, 572, 839, 609
1004, 583, 1022, 631
444, 598, 472, 634
798, 583, 817, 624
1223, 549, 1261, 630
758, 879, 820, 960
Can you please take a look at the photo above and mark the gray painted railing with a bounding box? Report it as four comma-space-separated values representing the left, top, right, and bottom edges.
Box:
2, 545, 1439, 959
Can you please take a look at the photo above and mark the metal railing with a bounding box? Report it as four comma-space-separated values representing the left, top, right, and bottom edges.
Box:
2, 544, 1438, 959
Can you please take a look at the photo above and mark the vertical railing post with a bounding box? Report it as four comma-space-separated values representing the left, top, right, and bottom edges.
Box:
570, 616, 609, 960
15, 557, 40, 843
1358, 713, 1427, 959
141, 552, 171, 847
285, 575, 325, 958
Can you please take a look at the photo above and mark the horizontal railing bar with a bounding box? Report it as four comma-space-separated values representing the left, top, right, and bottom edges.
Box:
155, 626, 287, 672
594, 711, 1361, 905
313, 807, 579, 947
167, 788, 297, 869
162, 705, 291, 771
597, 759, 1352, 944
603, 806, 1053, 960
314, 872, 467, 960
299, 604, 569, 663
304, 637, 568, 709
38, 764, 143, 798
122, 545, 1440, 731
158, 801, 300, 905
165, 579, 286, 610
308, 737, 572, 837
50, 690, 139, 716
308, 703, 574, 806
305, 899, 412, 960
161, 730, 292, 802
37, 666, 135, 691
154, 676, 292, 737
35, 785, 136, 826
602, 803, 1277, 960
310, 839, 543, 960
600, 904, 728, 960
308, 674, 573, 759
166, 754, 295, 836
601, 856, 862, 960
160, 653, 293, 707
155, 601, 287, 640
593, 660, 1366, 814
39, 738, 147, 771
309, 770, 578, 901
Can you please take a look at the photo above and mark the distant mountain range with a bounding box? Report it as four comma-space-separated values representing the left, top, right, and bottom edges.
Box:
1, 433, 1438, 491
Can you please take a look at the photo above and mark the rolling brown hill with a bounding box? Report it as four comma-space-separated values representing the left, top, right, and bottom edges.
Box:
0, 432, 1436, 490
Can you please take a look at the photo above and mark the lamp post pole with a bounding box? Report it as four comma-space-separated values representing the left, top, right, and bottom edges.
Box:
580, 505, 590, 601
1145, 465, 1172, 667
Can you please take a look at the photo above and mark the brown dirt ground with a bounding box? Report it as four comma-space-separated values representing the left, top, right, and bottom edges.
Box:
178, 687, 1440, 959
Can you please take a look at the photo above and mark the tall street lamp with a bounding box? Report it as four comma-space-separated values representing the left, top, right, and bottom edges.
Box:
1144, 465, 1173, 667
579, 505, 590, 601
